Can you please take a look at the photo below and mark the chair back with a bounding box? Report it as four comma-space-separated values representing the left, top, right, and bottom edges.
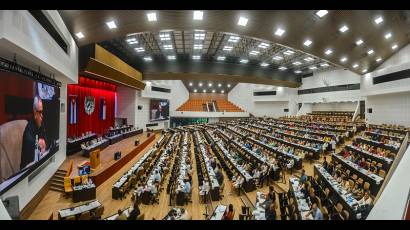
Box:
79, 211, 91, 220
66, 160, 74, 177
94, 206, 104, 218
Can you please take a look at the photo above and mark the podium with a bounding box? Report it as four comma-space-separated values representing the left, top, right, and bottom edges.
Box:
90, 149, 101, 171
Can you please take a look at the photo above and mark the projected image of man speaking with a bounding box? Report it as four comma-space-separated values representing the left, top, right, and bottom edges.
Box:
20, 95, 48, 170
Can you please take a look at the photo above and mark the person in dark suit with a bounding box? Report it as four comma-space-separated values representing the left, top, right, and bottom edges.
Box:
128, 202, 141, 220
20, 96, 48, 170
265, 202, 276, 220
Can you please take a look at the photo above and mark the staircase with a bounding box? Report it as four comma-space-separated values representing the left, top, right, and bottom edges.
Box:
49, 169, 66, 193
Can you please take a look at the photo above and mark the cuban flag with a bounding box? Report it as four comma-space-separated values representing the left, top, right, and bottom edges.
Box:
69, 97, 78, 124
100, 98, 106, 120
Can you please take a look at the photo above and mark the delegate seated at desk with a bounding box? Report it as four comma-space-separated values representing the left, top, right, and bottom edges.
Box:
20, 96, 48, 170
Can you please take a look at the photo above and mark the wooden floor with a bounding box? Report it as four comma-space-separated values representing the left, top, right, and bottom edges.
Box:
28, 131, 355, 220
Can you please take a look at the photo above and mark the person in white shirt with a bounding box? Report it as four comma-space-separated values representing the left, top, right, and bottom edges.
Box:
287, 159, 294, 169
330, 139, 336, 153
359, 191, 373, 206
200, 179, 210, 203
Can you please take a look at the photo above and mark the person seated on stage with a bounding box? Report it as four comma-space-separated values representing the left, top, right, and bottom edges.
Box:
223, 204, 235, 220
359, 191, 373, 206
115, 209, 127, 220
127, 202, 141, 220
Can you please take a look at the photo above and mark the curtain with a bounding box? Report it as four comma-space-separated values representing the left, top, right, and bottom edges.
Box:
67, 77, 116, 137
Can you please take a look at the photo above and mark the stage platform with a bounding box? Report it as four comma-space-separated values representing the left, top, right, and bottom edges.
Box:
60, 132, 156, 187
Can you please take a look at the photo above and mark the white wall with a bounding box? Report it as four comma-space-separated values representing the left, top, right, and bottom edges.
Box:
253, 101, 288, 118
170, 111, 249, 118
0, 10, 78, 83
0, 10, 77, 217
116, 85, 137, 127
311, 102, 357, 112
366, 92, 410, 127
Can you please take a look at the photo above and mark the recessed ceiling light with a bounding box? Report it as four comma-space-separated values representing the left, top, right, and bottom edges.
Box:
309, 66, 318, 70
106, 20, 117, 29
198, 82, 203, 86
75, 32, 84, 39
325, 49, 333, 55
194, 44, 203, 50
192, 55, 201, 60
316, 10, 328, 18
278, 66, 287, 70
273, 56, 283, 61
362, 69, 368, 73
283, 50, 295, 56
212, 89, 216, 93
134, 47, 145, 52
218, 83, 222, 87
304, 57, 314, 62
217, 56, 226, 61
160, 33, 171, 41
385, 32, 392, 39
227, 84, 231, 88
238, 17, 248, 26
392, 44, 398, 50
320, 63, 329, 67
258, 42, 270, 48
240, 59, 249, 63
228, 36, 240, 43
208, 83, 213, 87
260, 62, 269, 67
274, 28, 286, 37
295, 70, 302, 74
223, 46, 233, 51
293, 61, 302, 66
352, 63, 359, 69
340, 57, 348, 63
203, 89, 207, 93
147, 13, 157, 21
221, 90, 225, 93
304, 39, 312, 47
126, 37, 138, 44
249, 50, 260, 55
167, 55, 176, 60
189, 82, 193, 86
193, 89, 197, 93
163, 45, 173, 50
367, 49, 375, 55
339, 25, 349, 33
194, 33, 205, 40
143, 56, 152, 61
374, 16, 383, 24
376, 57, 382, 62
193, 11, 203, 20
356, 39, 364, 46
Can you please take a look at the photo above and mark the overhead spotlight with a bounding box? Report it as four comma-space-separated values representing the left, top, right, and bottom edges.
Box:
134, 47, 145, 52
193, 11, 203, 20
385, 32, 392, 39
294, 70, 302, 74
392, 44, 398, 50
260, 62, 269, 67
189, 82, 193, 86
339, 25, 349, 33
316, 10, 328, 18
143, 56, 152, 61
192, 55, 201, 60
376, 57, 382, 62
203, 89, 207, 93
193, 89, 197, 93
352, 63, 359, 69
325, 49, 333, 55
340, 57, 348, 63
159, 33, 171, 41
217, 56, 226, 61
367, 49, 374, 55
126, 37, 138, 44
198, 82, 203, 87
258, 43, 270, 48
278, 66, 287, 71
283, 50, 295, 56
106, 20, 117, 29
374, 16, 383, 24
223, 46, 233, 51
362, 69, 368, 73
218, 83, 222, 87
356, 39, 364, 46
194, 44, 203, 49
228, 36, 240, 43
208, 83, 212, 87
237, 16, 248, 26
227, 84, 231, 88
273, 56, 283, 61
212, 89, 216, 93
240, 59, 249, 63
194, 33, 205, 40
304, 57, 314, 62
309, 66, 318, 70
221, 90, 225, 93
304, 39, 312, 47
249, 50, 260, 55
293, 61, 302, 66
163, 45, 173, 50
274, 28, 286, 37
75, 32, 84, 39
167, 55, 176, 60
320, 63, 329, 67
147, 12, 157, 21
